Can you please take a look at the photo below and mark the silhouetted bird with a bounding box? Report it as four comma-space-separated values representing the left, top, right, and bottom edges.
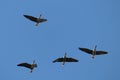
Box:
53, 53, 78, 65
17, 60, 37, 73
23, 14, 47, 26
78, 45, 108, 59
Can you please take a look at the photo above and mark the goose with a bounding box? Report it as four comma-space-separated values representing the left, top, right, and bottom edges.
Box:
17, 60, 37, 73
23, 14, 47, 26
79, 45, 108, 59
53, 53, 78, 65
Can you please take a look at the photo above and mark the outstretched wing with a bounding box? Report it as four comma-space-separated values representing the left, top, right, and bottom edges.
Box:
96, 51, 108, 55
23, 15, 38, 22
40, 19, 47, 23
53, 58, 63, 63
66, 58, 78, 62
79, 48, 93, 54
17, 63, 31, 69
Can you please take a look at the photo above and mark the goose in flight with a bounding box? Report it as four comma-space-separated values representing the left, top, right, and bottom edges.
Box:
17, 60, 37, 73
78, 45, 108, 59
53, 53, 78, 65
23, 14, 47, 26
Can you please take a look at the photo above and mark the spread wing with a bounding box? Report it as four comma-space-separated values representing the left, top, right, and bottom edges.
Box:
79, 48, 93, 54
40, 19, 47, 23
66, 58, 78, 62
17, 63, 31, 69
23, 15, 38, 22
96, 51, 108, 55
53, 58, 64, 63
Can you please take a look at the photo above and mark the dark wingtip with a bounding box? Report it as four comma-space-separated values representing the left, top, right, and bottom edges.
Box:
45, 19, 47, 21
101, 51, 108, 54
75, 59, 79, 62
17, 64, 20, 66
23, 15, 27, 17
53, 59, 58, 63
78, 47, 82, 50
52, 61, 56, 63
105, 51, 108, 54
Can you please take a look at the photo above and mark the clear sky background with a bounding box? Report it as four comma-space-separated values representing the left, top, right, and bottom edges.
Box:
0, 0, 120, 80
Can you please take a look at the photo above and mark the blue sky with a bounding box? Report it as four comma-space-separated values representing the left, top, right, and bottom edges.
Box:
0, 0, 120, 80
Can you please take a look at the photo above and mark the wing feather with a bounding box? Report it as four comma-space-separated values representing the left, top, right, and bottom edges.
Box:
66, 58, 78, 62
23, 15, 37, 22
96, 51, 108, 55
17, 63, 31, 69
79, 48, 93, 54
53, 58, 63, 63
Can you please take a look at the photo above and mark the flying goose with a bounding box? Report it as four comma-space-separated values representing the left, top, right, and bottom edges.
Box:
17, 60, 37, 73
79, 45, 108, 59
23, 14, 47, 26
53, 53, 78, 65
